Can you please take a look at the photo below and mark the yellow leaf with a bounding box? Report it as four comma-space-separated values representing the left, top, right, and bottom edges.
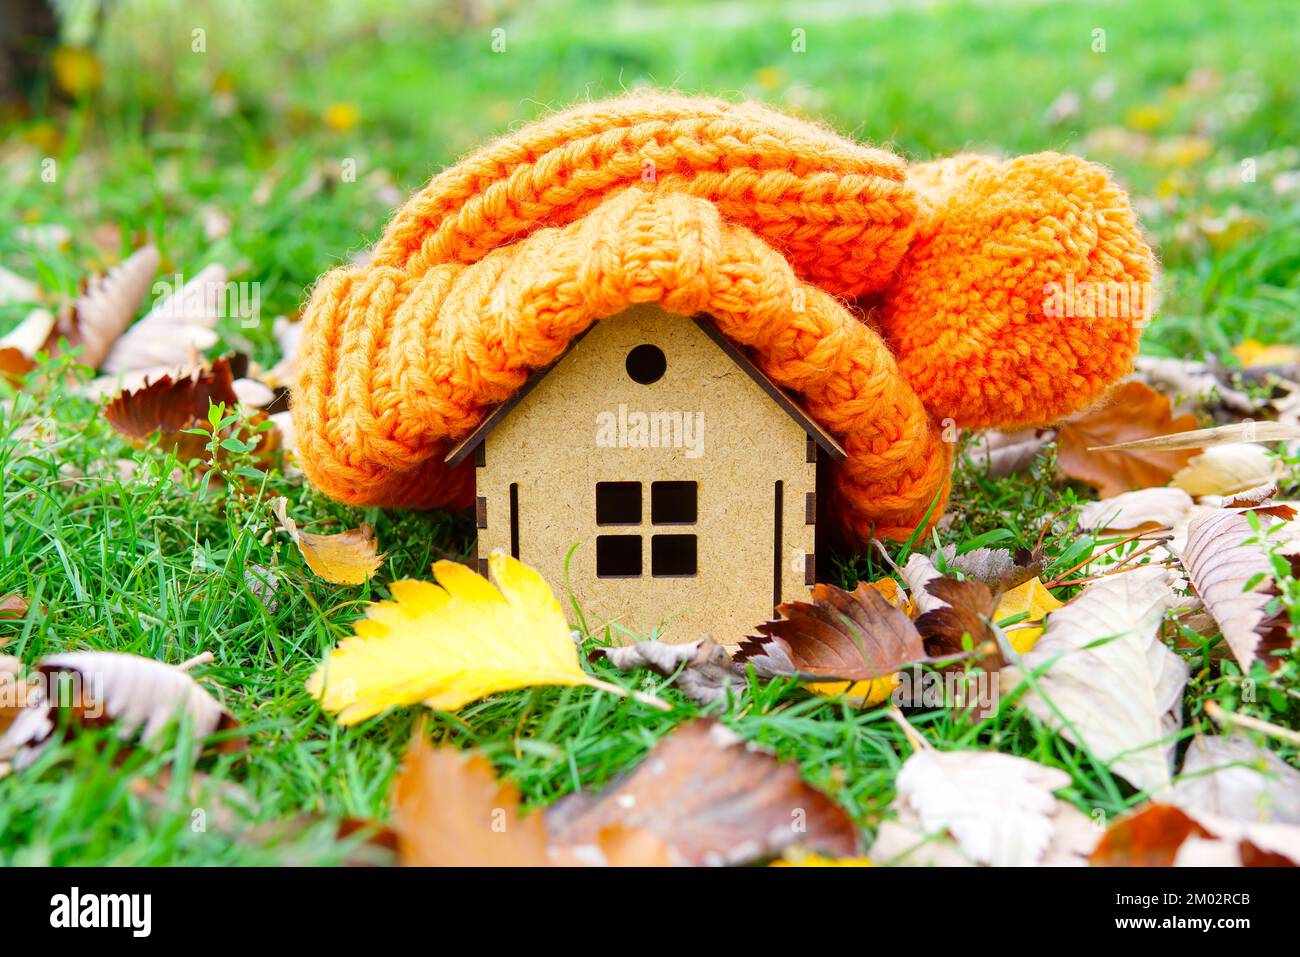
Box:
1233, 339, 1300, 368
994, 577, 1064, 654
51, 47, 103, 96
308, 553, 601, 723
274, 497, 383, 584
771, 851, 874, 867
323, 102, 360, 132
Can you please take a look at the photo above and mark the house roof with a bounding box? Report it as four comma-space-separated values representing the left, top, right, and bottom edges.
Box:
444, 316, 847, 467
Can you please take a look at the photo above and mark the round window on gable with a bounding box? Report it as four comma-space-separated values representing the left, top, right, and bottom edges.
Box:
625, 343, 666, 384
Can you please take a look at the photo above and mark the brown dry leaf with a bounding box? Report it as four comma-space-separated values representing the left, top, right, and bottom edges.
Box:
914, 577, 1000, 667
1181, 506, 1280, 671
0, 651, 242, 770
1090, 803, 1212, 865
869, 749, 1096, 867
1221, 483, 1293, 514
104, 357, 240, 461
546, 718, 858, 865
0, 595, 31, 619
1172, 443, 1284, 496
735, 581, 926, 683
1092, 802, 1300, 866
54, 245, 160, 370
595, 639, 738, 704
392, 730, 550, 867
274, 498, 383, 585
0, 347, 36, 383
1056, 381, 1198, 497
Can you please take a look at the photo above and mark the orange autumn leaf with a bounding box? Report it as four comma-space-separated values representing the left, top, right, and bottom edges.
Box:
1056, 381, 1198, 497
392, 731, 550, 867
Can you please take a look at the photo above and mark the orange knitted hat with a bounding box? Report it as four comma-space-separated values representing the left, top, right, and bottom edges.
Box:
293, 93, 1153, 543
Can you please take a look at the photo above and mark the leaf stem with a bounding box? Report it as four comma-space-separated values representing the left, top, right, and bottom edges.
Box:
584, 676, 672, 711
1204, 700, 1300, 745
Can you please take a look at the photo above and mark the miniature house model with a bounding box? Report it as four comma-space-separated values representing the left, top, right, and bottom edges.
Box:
447, 304, 845, 643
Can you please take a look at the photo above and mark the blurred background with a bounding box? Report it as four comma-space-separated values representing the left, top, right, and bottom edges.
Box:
1, 0, 1297, 362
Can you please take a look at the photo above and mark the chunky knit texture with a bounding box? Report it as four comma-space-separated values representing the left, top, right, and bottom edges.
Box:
293, 93, 1153, 543
878, 152, 1154, 429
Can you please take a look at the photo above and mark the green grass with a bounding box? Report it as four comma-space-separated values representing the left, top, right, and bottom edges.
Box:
1, 0, 1298, 864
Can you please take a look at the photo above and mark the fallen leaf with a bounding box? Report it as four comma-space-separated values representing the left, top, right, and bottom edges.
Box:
0, 308, 55, 356
1004, 566, 1186, 793
770, 851, 874, 866
232, 377, 275, 408
1234, 340, 1300, 369
869, 749, 1095, 866
546, 718, 858, 865
392, 730, 550, 866
914, 577, 1000, 665
735, 580, 927, 706
1220, 483, 1292, 514
941, 545, 1044, 592
994, 577, 1065, 654
1077, 487, 1194, 532
1093, 421, 1300, 453
1092, 802, 1300, 866
55, 245, 160, 370
274, 498, 383, 586
0, 651, 241, 769
1172, 444, 1283, 496
262, 314, 304, 389
104, 357, 241, 462
965, 429, 1052, 477
1057, 381, 1198, 497
1181, 507, 1278, 671
1170, 734, 1300, 825
308, 553, 618, 722
102, 263, 226, 374
0, 347, 36, 383
1132, 355, 1259, 416
900, 553, 947, 617
0, 595, 31, 619
595, 639, 737, 704
1090, 803, 1210, 866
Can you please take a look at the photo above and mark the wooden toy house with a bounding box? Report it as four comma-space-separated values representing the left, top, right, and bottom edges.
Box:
446, 304, 844, 644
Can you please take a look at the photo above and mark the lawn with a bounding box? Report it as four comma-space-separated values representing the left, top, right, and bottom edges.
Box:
0, 0, 1297, 865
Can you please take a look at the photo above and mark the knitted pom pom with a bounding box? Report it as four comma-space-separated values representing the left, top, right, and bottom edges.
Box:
878, 152, 1156, 430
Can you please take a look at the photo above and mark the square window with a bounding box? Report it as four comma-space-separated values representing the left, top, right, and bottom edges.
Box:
596, 535, 642, 578
651, 481, 697, 525
596, 482, 641, 525
651, 534, 697, 577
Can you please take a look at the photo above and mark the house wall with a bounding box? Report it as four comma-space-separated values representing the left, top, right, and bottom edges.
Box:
475, 304, 816, 647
